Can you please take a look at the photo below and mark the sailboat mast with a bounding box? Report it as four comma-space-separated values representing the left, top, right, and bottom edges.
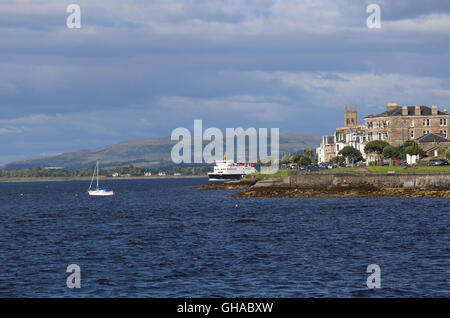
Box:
96, 160, 99, 190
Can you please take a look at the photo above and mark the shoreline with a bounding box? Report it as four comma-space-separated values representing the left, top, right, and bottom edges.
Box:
0, 175, 207, 183
231, 186, 450, 198
197, 179, 450, 198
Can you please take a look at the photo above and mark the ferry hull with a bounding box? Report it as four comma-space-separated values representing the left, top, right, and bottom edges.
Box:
208, 173, 245, 181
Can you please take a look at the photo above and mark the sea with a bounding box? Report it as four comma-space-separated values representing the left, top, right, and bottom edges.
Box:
0, 178, 449, 297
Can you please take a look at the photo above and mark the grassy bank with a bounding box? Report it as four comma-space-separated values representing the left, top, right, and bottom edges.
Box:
251, 169, 293, 181
367, 166, 450, 174
251, 167, 359, 180
250, 166, 450, 180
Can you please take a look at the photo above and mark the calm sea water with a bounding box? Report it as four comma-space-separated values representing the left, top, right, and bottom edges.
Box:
0, 178, 449, 297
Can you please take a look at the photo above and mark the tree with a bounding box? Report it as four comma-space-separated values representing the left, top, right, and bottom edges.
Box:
257, 157, 274, 167
438, 146, 448, 157
403, 140, 417, 148
405, 144, 426, 157
330, 156, 346, 166
280, 155, 291, 165
291, 155, 311, 166
382, 145, 401, 161
289, 155, 301, 164
338, 146, 363, 164
303, 149, 313, 159
364, 140, 390, 155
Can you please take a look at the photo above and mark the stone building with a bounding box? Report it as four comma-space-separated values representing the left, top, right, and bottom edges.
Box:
415, 133, 450, 157
364, 103, 450, 146
317, 102, 450, 163
316, 135, 336, 163
317, 105, 368, 163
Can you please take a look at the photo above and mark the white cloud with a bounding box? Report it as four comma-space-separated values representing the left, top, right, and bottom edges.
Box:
0, 114, 62, 124
384, 13, 450, 33
432, 89, 450, 97
0, 126, 27, 134
246, 70, 450, 113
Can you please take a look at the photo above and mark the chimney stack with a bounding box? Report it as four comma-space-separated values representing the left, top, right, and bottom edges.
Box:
414, 106, 421, 116
431, 105, 438, 115
387, 102, 398, 112
402, 106, 408, 116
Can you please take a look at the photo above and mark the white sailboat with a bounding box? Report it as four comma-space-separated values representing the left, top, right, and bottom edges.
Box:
87, 161, 114, 196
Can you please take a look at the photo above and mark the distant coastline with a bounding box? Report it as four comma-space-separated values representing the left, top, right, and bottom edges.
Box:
0, 175, 207, 183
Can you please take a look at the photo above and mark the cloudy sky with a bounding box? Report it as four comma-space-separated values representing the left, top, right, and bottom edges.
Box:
1, 0, 450, 164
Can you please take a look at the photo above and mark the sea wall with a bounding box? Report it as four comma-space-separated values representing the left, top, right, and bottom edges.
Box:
283, 174, 450, 188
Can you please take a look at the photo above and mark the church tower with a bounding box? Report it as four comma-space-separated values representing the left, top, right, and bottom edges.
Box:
344, 104, 358, 127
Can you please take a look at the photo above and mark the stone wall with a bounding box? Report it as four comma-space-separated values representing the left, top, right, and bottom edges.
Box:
284, 174, 450, 188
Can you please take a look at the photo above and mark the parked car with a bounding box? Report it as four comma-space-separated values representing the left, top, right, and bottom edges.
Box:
427, 159, 449, 166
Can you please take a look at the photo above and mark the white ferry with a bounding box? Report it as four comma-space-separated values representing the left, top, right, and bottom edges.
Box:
208, 160, 257, 181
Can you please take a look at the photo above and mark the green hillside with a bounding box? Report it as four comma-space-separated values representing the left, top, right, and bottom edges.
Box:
4, 133, 321, 170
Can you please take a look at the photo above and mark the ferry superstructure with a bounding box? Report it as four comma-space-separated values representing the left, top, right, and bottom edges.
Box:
208, 160, 257, 181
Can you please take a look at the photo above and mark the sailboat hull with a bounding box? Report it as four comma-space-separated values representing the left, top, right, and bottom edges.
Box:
88, 189, 115, 196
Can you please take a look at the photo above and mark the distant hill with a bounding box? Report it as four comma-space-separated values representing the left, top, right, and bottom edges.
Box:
4, 133, 321, 170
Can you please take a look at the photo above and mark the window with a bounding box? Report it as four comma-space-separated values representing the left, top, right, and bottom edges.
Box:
440, 118, 447, 126
410, 130, 414, 139
423, 119, 430, 126
410, 120, 414, 127
423, 130, 430, 135
440, 130, 447, 137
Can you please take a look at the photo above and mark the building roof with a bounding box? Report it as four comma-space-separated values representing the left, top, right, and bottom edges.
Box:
425, 145, 441, 153
416, 132, 449, 143
365, 105, 447, 118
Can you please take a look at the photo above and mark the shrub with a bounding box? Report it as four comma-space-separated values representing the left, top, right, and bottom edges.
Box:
364, 140, 390, 155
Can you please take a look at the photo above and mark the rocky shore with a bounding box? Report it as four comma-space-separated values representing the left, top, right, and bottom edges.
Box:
194, 180, 255, 190
196, 180, 450, 198
231, 186, 450, 198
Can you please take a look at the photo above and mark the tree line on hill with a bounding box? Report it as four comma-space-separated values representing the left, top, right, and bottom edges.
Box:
0, 165, 213, 178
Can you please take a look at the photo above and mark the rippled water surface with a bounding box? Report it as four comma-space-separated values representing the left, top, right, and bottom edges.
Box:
0, 178, 449, 297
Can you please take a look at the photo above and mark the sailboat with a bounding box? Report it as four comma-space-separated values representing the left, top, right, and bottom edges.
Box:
87, 161, 115, 196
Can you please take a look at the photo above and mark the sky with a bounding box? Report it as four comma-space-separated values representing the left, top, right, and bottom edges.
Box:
1, 0, 450, 165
